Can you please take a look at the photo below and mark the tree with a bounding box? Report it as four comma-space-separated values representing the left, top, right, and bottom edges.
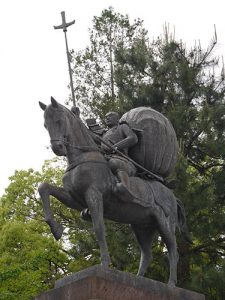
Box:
71, 9, 225, 299
72, 6, 147, 119
0, 160, 71, 299
0, 221, 68, 300
115, 25, 225, 298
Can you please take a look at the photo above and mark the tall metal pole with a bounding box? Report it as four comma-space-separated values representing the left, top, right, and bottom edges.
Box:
54, 11, 76, 106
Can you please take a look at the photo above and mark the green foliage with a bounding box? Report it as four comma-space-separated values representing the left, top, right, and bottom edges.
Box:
0, 221, 68, 300
0, 159, 71, 299
72, 6, 147, 119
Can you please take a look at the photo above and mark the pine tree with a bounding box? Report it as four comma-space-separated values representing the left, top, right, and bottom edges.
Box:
71, 7, 147, 120
71, 10, 225, 298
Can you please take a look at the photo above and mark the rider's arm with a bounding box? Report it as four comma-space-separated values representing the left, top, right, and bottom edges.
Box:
113, 124, 138, 150
89, 130, 102, 145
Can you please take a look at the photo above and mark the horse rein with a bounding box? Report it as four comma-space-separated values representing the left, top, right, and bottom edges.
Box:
50, 138, 99, 152
50, 138, 109, 173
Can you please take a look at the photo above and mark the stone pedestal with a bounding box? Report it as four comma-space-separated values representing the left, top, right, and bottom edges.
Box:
33, 265, 205, 300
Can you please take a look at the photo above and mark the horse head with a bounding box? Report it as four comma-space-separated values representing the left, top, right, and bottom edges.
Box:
39, 97, 68, 156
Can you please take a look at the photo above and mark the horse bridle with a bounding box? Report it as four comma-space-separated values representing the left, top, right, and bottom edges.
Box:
50, 138, 109, 173
50, 138, 100, 152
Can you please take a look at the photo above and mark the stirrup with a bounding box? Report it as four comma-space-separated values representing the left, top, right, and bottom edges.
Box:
81, 208, 92, 222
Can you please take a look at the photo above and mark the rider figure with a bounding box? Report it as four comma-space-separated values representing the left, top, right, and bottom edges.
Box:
101, 112, 138, 197
71, 106, 80, 118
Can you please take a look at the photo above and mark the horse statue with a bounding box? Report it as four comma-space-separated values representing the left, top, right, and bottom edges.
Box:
38, 97, 190, 287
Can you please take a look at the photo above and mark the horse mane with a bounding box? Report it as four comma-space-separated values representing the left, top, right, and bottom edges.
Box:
57, 103, 97, 146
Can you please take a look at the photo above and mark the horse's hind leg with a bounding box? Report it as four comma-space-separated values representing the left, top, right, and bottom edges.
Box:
38, 183, 81, 240
158, 220, 179, 287
132, 224, 156, 276
85, 187, 111, 268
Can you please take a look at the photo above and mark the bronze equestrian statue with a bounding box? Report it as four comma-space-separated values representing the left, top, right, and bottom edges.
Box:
38, 97, 191, 287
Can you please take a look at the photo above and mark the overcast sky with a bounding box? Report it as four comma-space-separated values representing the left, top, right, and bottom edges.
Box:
0, 0, 224, 196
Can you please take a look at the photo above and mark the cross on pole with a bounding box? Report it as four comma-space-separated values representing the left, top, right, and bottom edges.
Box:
54, 11, 76, 106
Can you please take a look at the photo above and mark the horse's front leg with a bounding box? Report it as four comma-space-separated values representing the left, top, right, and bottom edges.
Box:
85, 187, 111, 268
38, 182, 81, 240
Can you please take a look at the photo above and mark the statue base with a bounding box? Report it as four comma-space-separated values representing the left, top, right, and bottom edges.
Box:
33, 265, 205, 300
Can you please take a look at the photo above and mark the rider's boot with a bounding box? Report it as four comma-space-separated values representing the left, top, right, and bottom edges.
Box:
113, 170, 136, 202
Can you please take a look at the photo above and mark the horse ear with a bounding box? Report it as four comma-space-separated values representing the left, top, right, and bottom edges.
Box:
39, 101, 47, 111
51, 96, 59, 108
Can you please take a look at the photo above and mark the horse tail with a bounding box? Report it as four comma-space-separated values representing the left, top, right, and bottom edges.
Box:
176, 198, 192, 244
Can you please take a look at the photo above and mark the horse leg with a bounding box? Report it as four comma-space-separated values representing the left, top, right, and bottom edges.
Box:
158, 219, 179, 287
85, 187, 111, 268
131, 224, 156, 276
38, 182, 82, 240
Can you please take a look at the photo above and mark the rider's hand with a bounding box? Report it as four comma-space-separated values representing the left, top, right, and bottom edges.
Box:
111, 146, 118, 154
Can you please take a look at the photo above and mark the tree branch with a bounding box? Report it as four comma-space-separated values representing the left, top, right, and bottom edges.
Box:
191, 237, 225, 253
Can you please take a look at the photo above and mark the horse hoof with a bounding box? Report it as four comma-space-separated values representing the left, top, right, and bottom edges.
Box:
51, 222, 63, 240
168, 281, 176, 288
101, 257, 111, 270
101, 263, 110, 270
